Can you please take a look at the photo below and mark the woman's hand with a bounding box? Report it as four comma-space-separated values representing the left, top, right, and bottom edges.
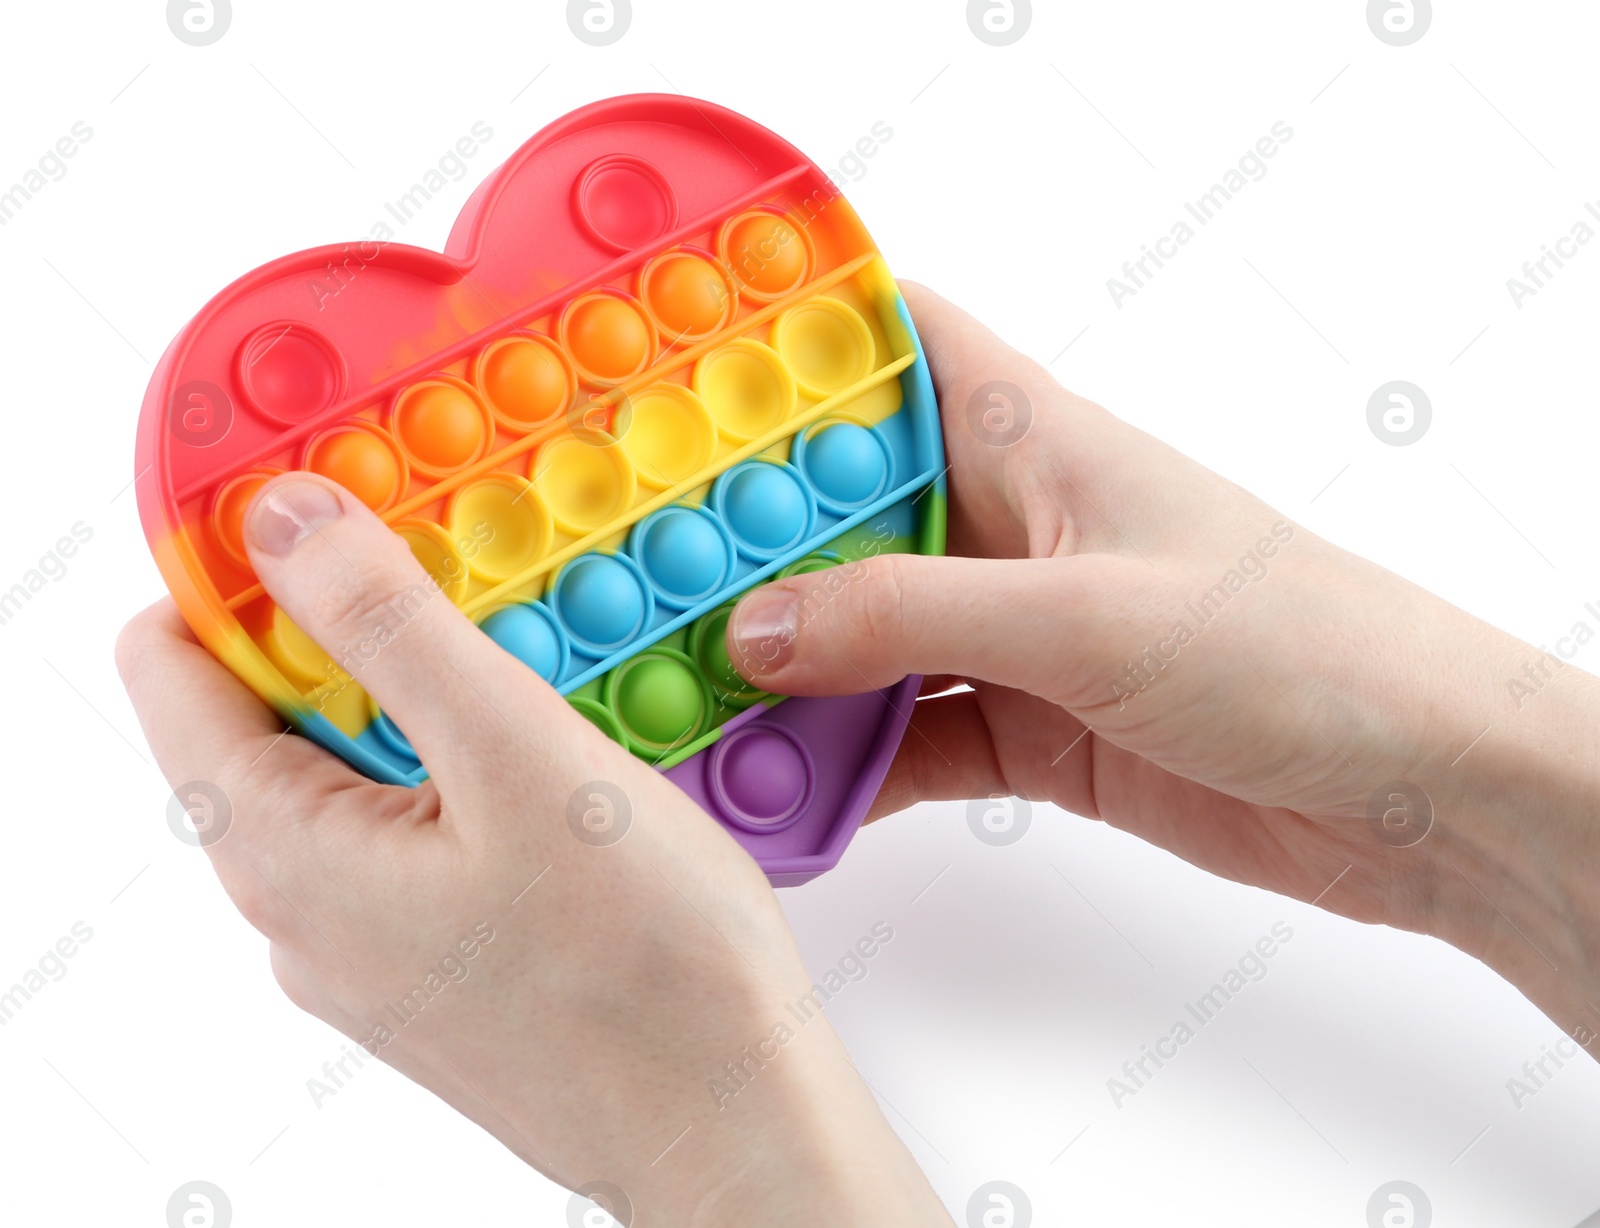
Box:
729, 282, 1600, 1053
117, 475, 953, 1226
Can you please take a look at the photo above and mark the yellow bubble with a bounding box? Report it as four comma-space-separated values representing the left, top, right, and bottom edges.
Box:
532, 436, 638, 534
693, 340, 796, 442
618, 385, 717, 489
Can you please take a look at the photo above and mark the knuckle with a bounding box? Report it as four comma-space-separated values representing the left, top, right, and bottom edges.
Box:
851, 554, 913, 649
113, 609, 161, 687
308, 559, 434, 655
216, 838, 305, 940
208, 786, 331, 942
269, 944, 320, 1014
223, 868, 281, 937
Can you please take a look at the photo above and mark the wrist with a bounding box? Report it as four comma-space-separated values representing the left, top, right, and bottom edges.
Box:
621, 1017, 951, 1227
1415, 663, 1600, 1050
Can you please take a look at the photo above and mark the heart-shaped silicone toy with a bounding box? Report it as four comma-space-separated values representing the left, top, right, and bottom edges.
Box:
135, 94, 945, 885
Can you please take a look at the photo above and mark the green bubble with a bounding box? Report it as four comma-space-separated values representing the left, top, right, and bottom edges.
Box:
569, 696, 624, 744
695, 608, 744, 694
616, 655, 705, 747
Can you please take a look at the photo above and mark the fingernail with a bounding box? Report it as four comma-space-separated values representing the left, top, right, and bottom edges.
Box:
249, 481, 343, 557
730, 587, 799, 675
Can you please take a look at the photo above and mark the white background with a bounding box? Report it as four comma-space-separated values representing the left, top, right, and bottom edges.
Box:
1, 1, 1598, 1224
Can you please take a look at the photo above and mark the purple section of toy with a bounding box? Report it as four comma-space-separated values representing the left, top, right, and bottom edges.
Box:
663, 675, 919, 886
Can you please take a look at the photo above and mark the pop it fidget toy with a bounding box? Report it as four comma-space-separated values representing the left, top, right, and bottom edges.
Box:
135, 95, 946, 885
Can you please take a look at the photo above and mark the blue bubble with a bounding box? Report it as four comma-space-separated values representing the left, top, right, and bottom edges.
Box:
719, 463, 813, 556
637, 508, 730, 605
482, 603, 567, 681
804, 423, 888, 508
555, 554, 649, 651
372, 709, 417, 761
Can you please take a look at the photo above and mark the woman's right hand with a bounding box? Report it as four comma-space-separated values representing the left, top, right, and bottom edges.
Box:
728, 282, 1600, 1055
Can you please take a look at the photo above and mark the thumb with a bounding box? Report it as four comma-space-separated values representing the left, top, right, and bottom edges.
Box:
243, 473, 566, 787
726, 552, 1136, 701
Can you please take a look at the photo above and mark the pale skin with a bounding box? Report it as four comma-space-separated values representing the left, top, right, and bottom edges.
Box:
118, 282, 1600, 1219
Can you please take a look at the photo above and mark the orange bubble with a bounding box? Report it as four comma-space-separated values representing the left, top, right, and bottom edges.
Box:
390, 379, 490, 476
476, 334, 574, 430
209, 468, 282, 567
559, 291, 655, 385
718, 210, 812, 301
303, 422, 406, 512
640, 248, 734, 343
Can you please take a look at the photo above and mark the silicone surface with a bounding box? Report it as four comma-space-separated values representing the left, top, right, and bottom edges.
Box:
135, 94, 946, 886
